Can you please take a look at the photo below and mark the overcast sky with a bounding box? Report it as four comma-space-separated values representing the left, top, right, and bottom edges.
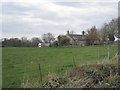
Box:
1, 0, 119, 39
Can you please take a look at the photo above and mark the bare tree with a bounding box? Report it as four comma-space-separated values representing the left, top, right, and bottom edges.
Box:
108, 19, 118, 38
99, 23, 109, 43
86, 26, 98, 45
99, 18, 118, 44
21, 37, 29, 47
21, 37, 27, 42
31, 37, 42, 47
42, 33, 55, 44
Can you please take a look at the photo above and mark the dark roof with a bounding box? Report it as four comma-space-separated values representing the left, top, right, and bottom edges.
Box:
68, 34, 87, 41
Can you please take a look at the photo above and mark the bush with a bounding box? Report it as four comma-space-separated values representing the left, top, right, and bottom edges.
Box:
51, 41, 59, 47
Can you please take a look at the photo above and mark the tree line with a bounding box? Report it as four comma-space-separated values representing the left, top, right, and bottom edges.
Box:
1, 18, 118, 47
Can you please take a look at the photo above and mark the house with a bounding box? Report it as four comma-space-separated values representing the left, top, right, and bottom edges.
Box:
66, 30, 87, 46
38, 43, 42, 47
38, 43, 50, 47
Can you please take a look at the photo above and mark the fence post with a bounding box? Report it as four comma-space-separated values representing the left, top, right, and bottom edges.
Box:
108, 46, 110, 60
38, 64, 44, 88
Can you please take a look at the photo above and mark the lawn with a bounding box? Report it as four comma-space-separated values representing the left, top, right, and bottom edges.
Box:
2, 46, 118, 88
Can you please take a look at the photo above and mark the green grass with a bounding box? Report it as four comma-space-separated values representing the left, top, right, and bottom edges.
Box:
2, 46, 118, 88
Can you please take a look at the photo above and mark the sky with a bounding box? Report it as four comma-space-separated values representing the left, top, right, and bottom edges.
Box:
1, 0, 119, 39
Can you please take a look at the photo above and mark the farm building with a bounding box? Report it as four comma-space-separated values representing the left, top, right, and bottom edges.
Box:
38, 43, 50, 47
66, 31, 87, 46
38, 43, 42, 47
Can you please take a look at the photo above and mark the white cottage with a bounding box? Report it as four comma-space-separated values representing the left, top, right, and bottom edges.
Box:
38, 43, 42, 47
38, 43, 50, 47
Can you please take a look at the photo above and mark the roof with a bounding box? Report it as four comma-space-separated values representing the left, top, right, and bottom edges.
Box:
68, 34, 87, 41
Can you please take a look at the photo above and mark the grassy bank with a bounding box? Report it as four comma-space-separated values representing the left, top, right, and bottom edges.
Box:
45, 60, 119, 88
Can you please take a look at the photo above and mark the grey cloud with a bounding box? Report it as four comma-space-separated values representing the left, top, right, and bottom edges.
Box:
1, 1, 118, 38
2, 2, 33, 16
54, 2, 88, 8
53, 2, 117, 9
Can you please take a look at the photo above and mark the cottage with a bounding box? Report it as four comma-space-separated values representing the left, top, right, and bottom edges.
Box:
38, 42, 50, 47
38, 43, 42, 47
66, 31, 87, 46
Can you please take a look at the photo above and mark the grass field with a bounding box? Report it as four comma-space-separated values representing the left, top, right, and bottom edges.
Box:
2, 46, 118, 88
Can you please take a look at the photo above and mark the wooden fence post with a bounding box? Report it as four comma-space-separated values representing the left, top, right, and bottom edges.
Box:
38, 64, 44, 88
108, 46, 110, 60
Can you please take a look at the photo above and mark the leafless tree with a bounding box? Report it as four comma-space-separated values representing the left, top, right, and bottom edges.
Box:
31, 37, 42, 47
86, 26, 98, 45
99, 18, 118, 43
42, 33, 55, 44
99, 23, 109, 43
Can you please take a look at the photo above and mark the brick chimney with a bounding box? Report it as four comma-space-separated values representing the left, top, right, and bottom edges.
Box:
67, 30, 69, 35
82, 31, 85, 35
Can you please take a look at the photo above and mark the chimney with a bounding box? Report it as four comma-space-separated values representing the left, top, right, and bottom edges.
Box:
67, 30, 69, 35
82, 31, 85, 35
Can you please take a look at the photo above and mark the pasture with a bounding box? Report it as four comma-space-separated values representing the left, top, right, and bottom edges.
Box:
2, 46, 118, 88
